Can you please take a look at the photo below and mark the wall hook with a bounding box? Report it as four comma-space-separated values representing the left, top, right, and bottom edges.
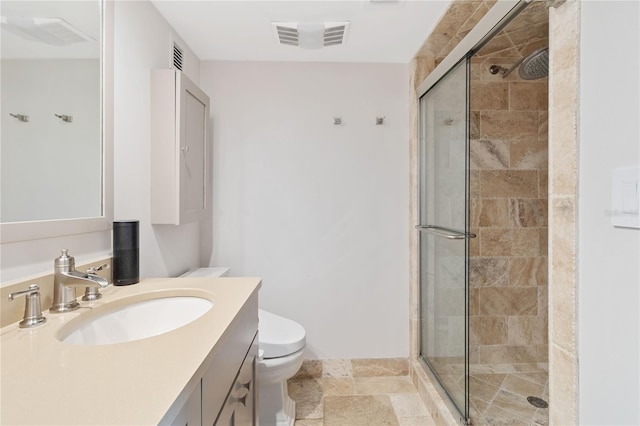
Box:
333, 117, 342, 125
55, 114, 73, 123
9, 113, 29, 122
376, 116, 385, 125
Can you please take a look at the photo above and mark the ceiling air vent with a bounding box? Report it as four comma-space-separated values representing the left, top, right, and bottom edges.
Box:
173, 42, 183, 71
271, 21, 350, 49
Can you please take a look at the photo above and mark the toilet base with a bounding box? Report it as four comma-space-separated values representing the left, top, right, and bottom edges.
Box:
258, 380, 296, 426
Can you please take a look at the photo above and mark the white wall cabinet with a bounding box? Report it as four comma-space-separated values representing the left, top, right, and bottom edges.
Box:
151, 70, 210, 225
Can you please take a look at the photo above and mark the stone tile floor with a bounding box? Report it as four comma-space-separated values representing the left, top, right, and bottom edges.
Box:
289, 359, 549, 425
432, 360, 549, 425
288, 359, 433, 426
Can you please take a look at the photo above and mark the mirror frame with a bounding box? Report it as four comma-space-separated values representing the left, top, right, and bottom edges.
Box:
0, 0, 113, 243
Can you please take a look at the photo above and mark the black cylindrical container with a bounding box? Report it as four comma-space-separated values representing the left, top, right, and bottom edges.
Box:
113, 220, 139, 286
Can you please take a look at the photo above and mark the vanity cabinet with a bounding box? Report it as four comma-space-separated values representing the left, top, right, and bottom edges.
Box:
151, 69, 210, 225
162, 291, 259, 426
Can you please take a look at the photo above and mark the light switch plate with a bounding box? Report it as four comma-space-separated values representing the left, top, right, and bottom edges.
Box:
611, 166, 640, 228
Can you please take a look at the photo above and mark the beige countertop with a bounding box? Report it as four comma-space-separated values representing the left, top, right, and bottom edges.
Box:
0, 277, 261, 425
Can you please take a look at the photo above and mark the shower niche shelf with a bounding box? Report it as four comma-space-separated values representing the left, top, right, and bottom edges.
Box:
151, 69, 210, 225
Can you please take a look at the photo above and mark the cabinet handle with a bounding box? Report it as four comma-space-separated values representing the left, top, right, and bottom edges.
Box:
237, 379, 251, 392
181, 146, 190, 153
236, 395, 247, 407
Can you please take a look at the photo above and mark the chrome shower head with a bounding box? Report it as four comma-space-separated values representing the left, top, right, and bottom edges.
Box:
518, 47, 549, 80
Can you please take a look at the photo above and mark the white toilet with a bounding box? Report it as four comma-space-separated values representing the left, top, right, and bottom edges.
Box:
179, 268, 306, 426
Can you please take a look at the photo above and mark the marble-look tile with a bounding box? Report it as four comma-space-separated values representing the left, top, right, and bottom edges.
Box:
471, 83, 509, 111
289, 378, 324, 419
507, 316, 548, 346
293, 360, 323, 379
480, 111, 538, 141
509, 257, 547, 287
471, 316, 508, 346
538, 111, 548, 140
550, 197, 577, 354
480, 170, 538, 198
398, 415, 435, 426
470, 170, 481, 199
511, 228, 540, 257
294, 420, 323, 426
323, 377, 354, 396
516, 38, 549, 61
532, 407, 550, 426
469, 288, 480, 316
471, 198, 510, 227
469, 227, 481, 257
510, 198, 548, 227
538, 171, 548, 198
354, 376, 418, 395
475, 34, 516, 58
479, 287, 538, 315
509, 82, 548, 111
469, 374, 505, 406
514, 372, 549, 386
549, 345, 577, 425
470, 139, 510, 170
322, 359, 352, 378
538, 227, 548, 256
478, 345, 539, 364
510, 140, 548, 170
490, 388, 539, 420
537, 345, 549, 363
352, 358, 409, 377
470, 257, 509, 287
505, 20, 548, 49
460, 2, 491, 34
389, 393, 429, 418
480, 403, 533, 425
323, 395, 399, 426
480, 228, 512, 256
470, 111, 481, 139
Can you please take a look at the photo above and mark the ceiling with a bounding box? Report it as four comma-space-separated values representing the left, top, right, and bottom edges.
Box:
150, 0, 452, 63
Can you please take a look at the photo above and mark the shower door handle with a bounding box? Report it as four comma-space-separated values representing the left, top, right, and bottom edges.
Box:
415, 225, 476, 239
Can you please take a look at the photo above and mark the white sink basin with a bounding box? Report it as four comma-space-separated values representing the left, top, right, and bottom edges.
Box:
58, 296, 213, 346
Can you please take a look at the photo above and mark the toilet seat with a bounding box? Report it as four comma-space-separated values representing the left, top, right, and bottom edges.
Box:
259, 309, 306, 359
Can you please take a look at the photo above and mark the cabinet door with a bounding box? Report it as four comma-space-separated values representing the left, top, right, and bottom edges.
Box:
234, 339, 258, 426
180, 76, 207, 220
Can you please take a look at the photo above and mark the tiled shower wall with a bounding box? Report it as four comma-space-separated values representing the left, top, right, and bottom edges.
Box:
468, 59, 549, 366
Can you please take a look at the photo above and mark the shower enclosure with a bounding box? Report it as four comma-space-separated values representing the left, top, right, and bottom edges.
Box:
417, 58, 470, 419
417, 1, 549, 424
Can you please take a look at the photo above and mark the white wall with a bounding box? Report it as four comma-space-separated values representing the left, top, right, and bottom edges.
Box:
113, 1, 207, 279
578, 1, 640, 424
1, 60, 101, 223
200, 61, 409, 359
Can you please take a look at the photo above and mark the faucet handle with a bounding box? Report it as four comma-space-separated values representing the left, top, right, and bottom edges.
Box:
8, 284, 47, 329
8, 284, 39, 300
87, 263, 110, 275
82, 264, 110, 301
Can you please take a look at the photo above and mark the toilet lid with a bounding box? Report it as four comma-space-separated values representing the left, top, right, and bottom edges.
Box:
259, 309, 306, 359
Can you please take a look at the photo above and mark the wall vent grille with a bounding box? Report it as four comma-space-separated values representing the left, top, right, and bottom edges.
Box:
173, 43, 183, 71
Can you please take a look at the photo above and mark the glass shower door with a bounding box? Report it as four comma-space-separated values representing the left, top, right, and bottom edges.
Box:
418, 59, 469, 421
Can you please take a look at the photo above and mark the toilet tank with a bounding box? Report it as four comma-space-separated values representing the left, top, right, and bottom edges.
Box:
179, 267, 230, 278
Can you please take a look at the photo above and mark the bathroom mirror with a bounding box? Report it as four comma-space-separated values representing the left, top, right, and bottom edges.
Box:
0, 0, 113, 243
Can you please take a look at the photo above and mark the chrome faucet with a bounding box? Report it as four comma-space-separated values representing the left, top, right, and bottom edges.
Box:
50, 249, 109, 313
